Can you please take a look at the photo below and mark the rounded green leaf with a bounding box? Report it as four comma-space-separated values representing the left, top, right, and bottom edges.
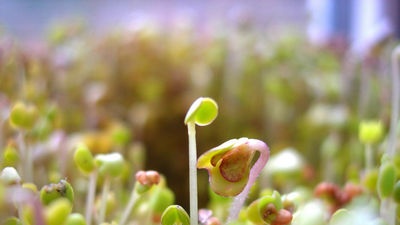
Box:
247, 191, 283, 224
161, 205, 190, 225
65, 213, 86, 225
184, 97, 218, 126
2, 144, 19, 167
45, 198, 72, 225
40, 179, 74, 205
377, 162, 396, 199
393, 180, 400, 203
358, 121, 384, 144
3, 217, 22, 225
9, 102, 38, 130
329, 209, 353, 225
95, 153, 125, 177
73, 144, 95, 174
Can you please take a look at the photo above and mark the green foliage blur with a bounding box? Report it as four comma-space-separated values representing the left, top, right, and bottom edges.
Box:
0, 20, 394, 211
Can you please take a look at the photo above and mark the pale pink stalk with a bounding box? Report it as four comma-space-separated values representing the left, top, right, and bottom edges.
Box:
227, 139, 270, 222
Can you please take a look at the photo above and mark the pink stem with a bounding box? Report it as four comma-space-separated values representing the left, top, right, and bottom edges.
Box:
227, 139, 270, 222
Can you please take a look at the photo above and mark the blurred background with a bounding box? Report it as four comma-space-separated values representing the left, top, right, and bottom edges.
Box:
1, 0, 400, 211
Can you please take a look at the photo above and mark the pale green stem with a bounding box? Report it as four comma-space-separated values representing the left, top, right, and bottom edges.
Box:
187, 122, 198, 225
227, 140, 269, 222
380, 44, 400, 225
119, 188, 140, 225
380, 198, 395, 225
86, 171, 98, 225
365, 144, 373, 171
17, 130, 33, 182
98, 176, 111, 224
18, 204, 25, 225
388, 45, 400, 157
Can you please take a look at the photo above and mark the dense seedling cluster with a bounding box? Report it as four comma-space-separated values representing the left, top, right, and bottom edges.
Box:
1, 19, 400, 225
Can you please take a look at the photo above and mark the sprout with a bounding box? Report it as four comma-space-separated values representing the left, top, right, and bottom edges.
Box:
2, 142, 19, 167
247, 191, 292, 225
161, 205, 190, 225
185, 97, 218, 225
377, 161, 396, 199
119, 170, 161, 225
74, 144, 95, 174
9, 102, 38, 130
184, 97, 218, 126
197, 138, 269, 221
359, 121, 384, 145
44, 198, 73, 225
40, 179, 74, 205
0, 167, 22, 185
65, 213, 87, 225
95, 152, 125, 223
392, 181, 400, 204
135, 170, 161, 194
95, 153, 125, 178
358, 120, 384, 171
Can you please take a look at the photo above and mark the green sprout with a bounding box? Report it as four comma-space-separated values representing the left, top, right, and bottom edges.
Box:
184, 97, 218, 225
161, 205, 190, 225
73, 144, 97, 225
74, 144, 96, 174
119, 170, 161, 225
246, 191, 292, 225
95, 152, 125, 224
197, 138, 270, 222
9, 102, 39, 182
39, 179, 74, 205
44, 198, 73, 225
358, 120, 384, 171
65, 213, 87, 225
9, 102, 38, 130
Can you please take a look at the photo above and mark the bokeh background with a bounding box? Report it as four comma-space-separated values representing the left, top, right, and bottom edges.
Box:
1, 0, 400, 211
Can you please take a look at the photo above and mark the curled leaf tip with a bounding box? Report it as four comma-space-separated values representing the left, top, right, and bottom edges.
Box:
197, 138, 269, 197
184, 97, 218, 126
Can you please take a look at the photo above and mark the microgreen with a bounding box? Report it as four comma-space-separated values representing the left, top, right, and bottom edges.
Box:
198, 137, 270, 222
185, 97, 218, 225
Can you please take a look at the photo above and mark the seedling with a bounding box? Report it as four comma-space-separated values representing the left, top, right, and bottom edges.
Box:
197, 137, 270, 222
184, 97, 218, 225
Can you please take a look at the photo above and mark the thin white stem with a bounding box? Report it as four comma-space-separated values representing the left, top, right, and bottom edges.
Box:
365, 144, 373, 171
119, 188, 140, 225
187, 122, 198, 225
86, 171, 98, 225
98, 176, 111, 224
380, 198, 395, 225
16, 130, 33, 182
388, 45, 400, 157
381, 44, 400, 225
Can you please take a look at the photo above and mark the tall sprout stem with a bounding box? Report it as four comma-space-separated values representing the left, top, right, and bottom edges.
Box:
388, 45, 400, 157
119, 187, 140, 225
86, 171, 98, 225
187, 122, 198, 225
380, 44, 400, 225
365, 144, 373, 171
98, 176, 111, 224
16, 130, 33, 182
